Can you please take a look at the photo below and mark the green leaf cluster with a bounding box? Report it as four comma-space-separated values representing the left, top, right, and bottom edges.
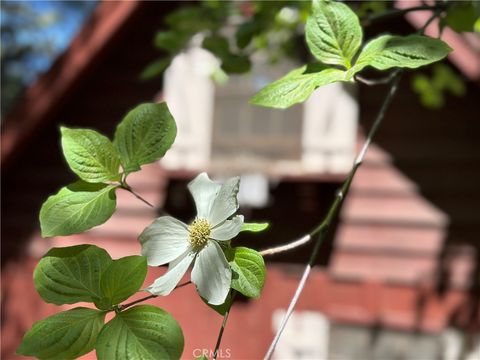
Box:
202, 35, 251, 74
19, 245, 184, 359
39, 102, 176, 237
141, 1, 312, 80
251, 0, 452, 109
142, 2, 232, 79
412, 63, 466, 109
355, 1, 387, 19
33, 245, 147, 310
443, 1, 479, 33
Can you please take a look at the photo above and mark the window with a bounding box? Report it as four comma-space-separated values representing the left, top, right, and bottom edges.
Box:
212, 71, 303, 165
162, 46, 358, 175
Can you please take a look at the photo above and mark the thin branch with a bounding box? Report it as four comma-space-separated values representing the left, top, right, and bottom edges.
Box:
213, 311, 230, 360
263, 71, 403, 360
117, 281, 192, 311
362, 4, 445, 26
213, 291, 237, 360
260, 235, 311, 256
418, 8, 442, 33
355, 71, 397, 86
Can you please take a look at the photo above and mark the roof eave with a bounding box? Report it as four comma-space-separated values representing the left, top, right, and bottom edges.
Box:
1, 1, 141, 168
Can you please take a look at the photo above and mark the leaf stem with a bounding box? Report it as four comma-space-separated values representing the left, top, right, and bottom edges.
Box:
263, 71, 403, 360
355, 71, 397, 86
213, 291, 236, 360
118, 294, 157, 311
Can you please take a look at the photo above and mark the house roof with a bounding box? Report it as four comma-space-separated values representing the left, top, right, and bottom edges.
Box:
1, 1, 141, 168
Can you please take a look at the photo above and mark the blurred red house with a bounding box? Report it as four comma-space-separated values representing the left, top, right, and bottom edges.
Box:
2, 1, 480, 359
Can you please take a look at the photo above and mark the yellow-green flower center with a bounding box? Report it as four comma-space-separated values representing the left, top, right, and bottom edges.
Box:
188, 218, 211, 249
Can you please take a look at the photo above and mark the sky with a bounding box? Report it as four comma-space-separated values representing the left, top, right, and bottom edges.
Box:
2, 0, 97, 84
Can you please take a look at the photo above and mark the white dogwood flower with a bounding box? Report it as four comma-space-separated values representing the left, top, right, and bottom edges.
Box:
140, 173, 243, 305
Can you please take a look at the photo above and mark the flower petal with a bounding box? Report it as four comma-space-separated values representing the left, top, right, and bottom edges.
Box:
139, 216, 189, 266
146, 250, 195, 296
208, 176, 240, 227
188, 173, 221, 219
210, 215, 244, 241
191, 241, 231, 305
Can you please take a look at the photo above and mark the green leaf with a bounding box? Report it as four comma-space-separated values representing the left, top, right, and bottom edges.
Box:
95, 256, 147, 310
17, 307, 105, 360
96, 305, 184, 360
221, 54, 251, 74
445, 2, 477, 32
39, 181, 117, 237
165, 6, 222, 33
431, 63, 466, 96
60, 127, 121, 183
354, 35, 452, 73
202, 35, 230, 59
229, 247, 266, 298
211, 67, 229, 85
250, 64, 346, 109
154, 30, 190, 53
411, 64, 466, 110
140, 58, 171, 80
34, 245, 112, 305
474, 0, 480, 18
306, 0, 362, 68
236, 20, 262, 49
114, 103, 177, 174
202, 35, 251, 74
412, 74, 443, 109
241, 222, 269, 232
